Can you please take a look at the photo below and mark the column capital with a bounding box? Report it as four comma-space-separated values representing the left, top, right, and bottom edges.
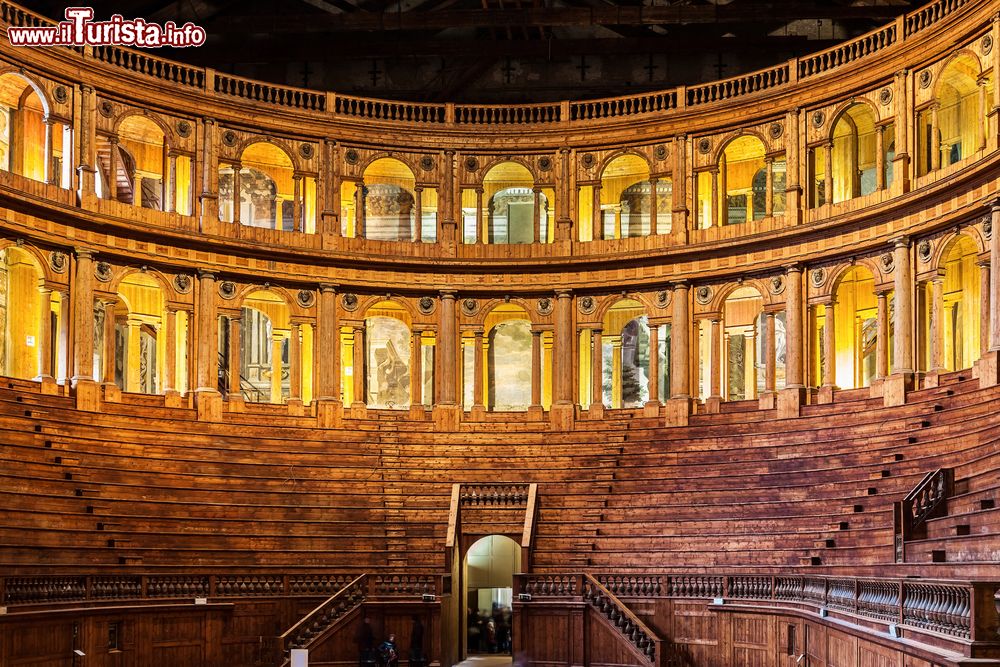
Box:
197, 269, 217, 280
439, 289, 457, 299
890, 235, 911, 249
987, 198, 1000, 213
319, 283, 338, 294
74, 247, 96, 260
352, 325, 365, 334
555, 289, 573, 298
202, 117, 216, 126
108, 135, 120, 145
782, 262, 803, 274
80, 84, 95, 94
671, 279, 689, 289
444, 149, 456, 157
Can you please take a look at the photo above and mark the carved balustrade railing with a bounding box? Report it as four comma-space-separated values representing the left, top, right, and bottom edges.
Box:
459, 483, 531, 507
279, 574, 367, 654
0, 572, 448, 606
583, 574, 662, 665
514, 573, 999, 643
0, 0, 987, 125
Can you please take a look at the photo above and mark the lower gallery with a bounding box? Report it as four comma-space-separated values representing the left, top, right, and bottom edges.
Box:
0, 0, 999, 665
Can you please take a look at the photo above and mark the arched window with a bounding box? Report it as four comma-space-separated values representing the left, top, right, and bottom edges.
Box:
232, 291, 291, 404
222, 143, 311, 232
0, 74, 59, 185
918, 54, 983, 175
464, 162, 546, 244
934, 236, 981, 372
112, 115, 168, 209
828, 266, 880, 389
487, 319, 532, 411
599, 299, 653, 409
831, 104, 879, 203
720, 136, 767, 225
115, 273, 165, 394
361, 158, 422, 241
597, 154, 659, 239
0, 247, 49, 381
365, 312, 411, 409
721, 287, 764, 401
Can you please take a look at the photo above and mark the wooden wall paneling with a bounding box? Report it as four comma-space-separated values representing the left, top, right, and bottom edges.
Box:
670, 600, 720, 666
585, 607, 646, 667
729, 612, 774, 667
826, 628, 859, 667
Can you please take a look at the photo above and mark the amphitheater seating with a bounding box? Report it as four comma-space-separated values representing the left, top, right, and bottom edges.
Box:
0, 371, 997, 579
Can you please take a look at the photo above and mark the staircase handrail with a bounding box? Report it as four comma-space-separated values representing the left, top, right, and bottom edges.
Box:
902, 468, 953, 537
583, 573, 662, 665
278, 573, 367, 652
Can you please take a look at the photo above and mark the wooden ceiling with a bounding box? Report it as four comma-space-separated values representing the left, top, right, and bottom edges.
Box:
31, 0, 915, 103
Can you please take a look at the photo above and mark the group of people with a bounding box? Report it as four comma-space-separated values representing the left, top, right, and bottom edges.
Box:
467, 604, 512, 654
356, 615, 425, 667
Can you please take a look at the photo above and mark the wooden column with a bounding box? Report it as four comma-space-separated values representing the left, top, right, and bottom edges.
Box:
71, 249, 96, 385
532, 187, 542, 244
231, 163, 242, 225
411, 331, 423, 406
316, 285, 340, 402
107, 136, 120, 201
269, 332, 283, 403
648, 178, 658, 236
892, 238, 915, 372
930, 104, 942, 171
355, 181, 365, 238
990, 202, 1000, 352
194, 270, 218, 393
764, 312, 777, 393
979, 260, 991, 356
166, 153, 177, 213
164, 307, 178, 394
292, 174, 303, 233
101, 300, 116, 386
670, 282, 691, 397
475, 188, 485, 244
929, 278, 946, 372
823, 142, 834, 206
592, 185, 603, 240
352, 326, 365, 407
553, 290, 574, 407
764, 158, 774, 217
784, 265, 804, 387
875, 126, 886, 191
414, 187, 423, 242
42, 117, 55, 185
876, 291, 889, 380
35, 287, 54, 381
709, 319, 722, 399
472, 329, 485, 409
531, 329, 543, 409
591, 329, 603, 408
437, 291, 457, 405
709, 168, 720, 227
646, 324, 660, 406
610, 337, 622, 407
58, 290, 71, 385
822, 300, 837, 387
978, 76, 989, 152
227, 314, 242, 398
289, 321, 302, 401
77, 85, 97, 195
125, 317, 141, 392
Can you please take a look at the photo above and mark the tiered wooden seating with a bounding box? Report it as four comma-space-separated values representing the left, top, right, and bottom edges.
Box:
0, 371, 997, 579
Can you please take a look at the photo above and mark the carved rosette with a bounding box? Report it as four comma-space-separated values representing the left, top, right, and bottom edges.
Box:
418, 296, 436, 315
461, 298, 479, 316
536, 298, 553, 316
982, 214, 992, 240
538, 156, 552, 172
53, 85, 68, 104
49, 251, 67, 274
464, 156, 479, 173
811, 268, 827, 288
419, 155, 435, 172
98, 100, 114, 118
697, 138, 712, 155
695, 286, 713, 305
653, 144, 668, 161
769, 275, 785, 295
917, 240, 932, 263
222, 130, 238, 147
578, 296, 596, 316
654, 290, 670, 308
176, 120, 192, 138
811, 110, 826, 128
94, 261, 113, 283
918, 69, 933, 89
173, 274, 193, 294
341, 293, 359, 311
298, 143, 315, 159
344, 149, 360, 165
879, 253, 894, 274
879, 87, 893, 106
768, 123, 783, 140
218, 281, 237, 299
296, 290, 316, 308
580, 153, 596, 169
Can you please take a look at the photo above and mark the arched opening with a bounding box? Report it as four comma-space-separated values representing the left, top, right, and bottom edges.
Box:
487, 319, 532, 411
365, 302, 412, 409
222, 142, 312, 232
599, 299, 658, 409
918, 54, 983, 175
108, 115, 167, 210
829, 266, 880, 389
114, 273, 165, 394
233, 291, 290, 403
720, 135, 767, 225
936, 236, 981, 372
831, 104, 879, 203
362, 158, 419, 241
0, 73, 62, 186
598, 154, 662, 239
462, 162, 546, 245
0, 247, 48, 381
722, 286, 764, 401
464, 535, 519, 657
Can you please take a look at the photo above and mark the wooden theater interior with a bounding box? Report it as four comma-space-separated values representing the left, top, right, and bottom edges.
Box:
0, 0, 999, 665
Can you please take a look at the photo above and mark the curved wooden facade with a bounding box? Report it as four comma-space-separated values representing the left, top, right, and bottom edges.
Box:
0, 1, 999, 665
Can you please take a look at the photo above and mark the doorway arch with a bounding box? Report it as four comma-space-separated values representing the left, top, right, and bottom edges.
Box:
463, 534, 521, 658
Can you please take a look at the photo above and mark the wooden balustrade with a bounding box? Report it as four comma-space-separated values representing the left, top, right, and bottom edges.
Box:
583, 574, 662, 664
279, 573, 366, 653
516, 572, 999, 644
0, 572, 447, 605
93, 46, 205, 88
458, 483, 531, 506
685, 63, 789, 106
796, 23, 897, 79
214, 74, 326, 111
